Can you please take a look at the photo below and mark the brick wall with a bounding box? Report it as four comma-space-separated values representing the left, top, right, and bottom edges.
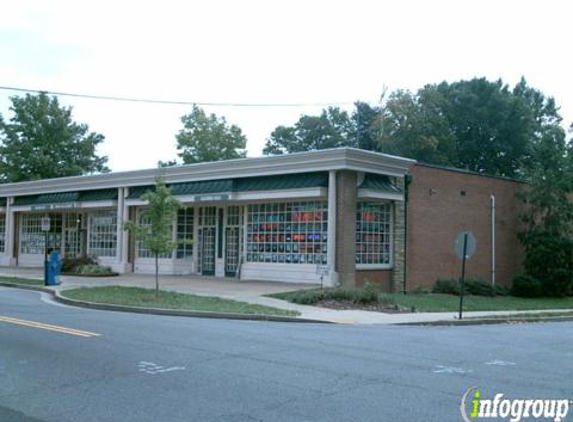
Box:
356, 270, 392, 290
406, 164, 525, 291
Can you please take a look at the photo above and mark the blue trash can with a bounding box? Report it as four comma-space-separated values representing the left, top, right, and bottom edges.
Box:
45, 251, 61, 286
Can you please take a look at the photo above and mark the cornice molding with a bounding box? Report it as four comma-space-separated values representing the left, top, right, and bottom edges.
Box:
0, 148, 416, 197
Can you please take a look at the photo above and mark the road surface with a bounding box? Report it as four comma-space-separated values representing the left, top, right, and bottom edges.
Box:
1, 286, 571, 422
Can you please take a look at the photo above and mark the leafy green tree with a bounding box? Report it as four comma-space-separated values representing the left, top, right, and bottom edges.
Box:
0, 92, 109, 182
175, 105, 247, 164
263, 107, 355, 154
375, 78, 566, 178
124, 178, 185, 298
352, 101, 382, 151
517, 124, 573, 296
376, 88, 456, 165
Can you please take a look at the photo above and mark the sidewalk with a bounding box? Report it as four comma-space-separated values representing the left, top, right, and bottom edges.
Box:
1, 267, 571, 325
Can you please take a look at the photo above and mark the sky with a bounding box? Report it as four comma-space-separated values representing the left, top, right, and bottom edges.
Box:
1, 0, 572, 172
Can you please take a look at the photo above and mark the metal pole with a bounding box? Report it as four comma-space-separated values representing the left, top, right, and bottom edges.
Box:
458, 233, 468, 320
44, 232, 48, 286
490, 195, 496, 286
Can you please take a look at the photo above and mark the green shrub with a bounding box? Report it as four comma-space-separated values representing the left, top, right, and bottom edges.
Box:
433, 278, 504, 297
511, 275, 543, 298
284, 289, 325, 305
76, 264, 113, 274
432, 279, 460, 295
521, 232, 573, 297
464, 279, 496, 297
494, 284, 510, 296
61, 256, 99, 273
279, 283, 384, 305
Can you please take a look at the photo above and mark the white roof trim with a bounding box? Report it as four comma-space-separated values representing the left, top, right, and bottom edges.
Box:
0, 148, 415, 197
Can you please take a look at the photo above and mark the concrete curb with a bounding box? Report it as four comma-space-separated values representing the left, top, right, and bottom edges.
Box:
0, 282, 330, 324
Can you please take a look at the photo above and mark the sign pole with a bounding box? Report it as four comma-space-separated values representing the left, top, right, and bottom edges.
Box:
458, 233, 468, 320
44, 231, 48, 286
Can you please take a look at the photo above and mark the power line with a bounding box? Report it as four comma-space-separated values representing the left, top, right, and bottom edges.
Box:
0, 85, 354, 108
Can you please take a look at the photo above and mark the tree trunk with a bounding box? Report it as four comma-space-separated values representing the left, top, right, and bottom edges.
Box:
155, 254, 159, 299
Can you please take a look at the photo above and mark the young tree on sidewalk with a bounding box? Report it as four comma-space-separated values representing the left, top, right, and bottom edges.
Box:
124, 177, 185, 299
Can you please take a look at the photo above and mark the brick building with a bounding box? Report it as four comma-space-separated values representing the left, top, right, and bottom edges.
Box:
0, 148, 526, 291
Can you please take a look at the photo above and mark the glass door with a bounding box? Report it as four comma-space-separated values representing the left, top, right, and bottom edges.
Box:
198, 207, 217, 276
225, 206, 242, 277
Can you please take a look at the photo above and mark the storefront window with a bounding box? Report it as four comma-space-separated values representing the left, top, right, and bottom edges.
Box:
88, 211, 117, 257
136, 212, 172, 259
356, 201, 392, 265
176, 208, 194, 259
20, 213, 63, 255
246, 201, 327, 264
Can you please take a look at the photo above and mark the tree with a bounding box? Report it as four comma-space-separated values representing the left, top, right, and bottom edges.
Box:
175, 105, 247, 164
263, 105, 367, 155
0, 92, 109, 182
124, 178, 185, 298
375, 78, 568, 178
517, 124, 573, 296
376, 88, 456, 165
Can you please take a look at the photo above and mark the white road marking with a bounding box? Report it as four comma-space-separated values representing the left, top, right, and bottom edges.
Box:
138, 361, 186, 375
432, 365, 472, 374
485, 360, 516, 366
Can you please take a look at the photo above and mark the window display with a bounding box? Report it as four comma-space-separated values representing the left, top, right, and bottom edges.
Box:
356, 201, 392, 265
246, 201, 327, 264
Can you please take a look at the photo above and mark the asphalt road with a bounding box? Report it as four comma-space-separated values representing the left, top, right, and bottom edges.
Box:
1, 286, 572, 422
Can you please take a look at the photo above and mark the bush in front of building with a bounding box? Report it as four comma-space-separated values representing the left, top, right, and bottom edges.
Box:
75, 264, 113, 274
510, 275, 543, 298
432, 279, 508, 297
520, 233, 573, 297
276, 282, 391, 306
61, 256, 99, 273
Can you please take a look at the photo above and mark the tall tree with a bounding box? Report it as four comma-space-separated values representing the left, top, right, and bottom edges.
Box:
0, 92, 109, 182
376, 88, 456, 165
263, 105, 367, 155
124, 178, 185, 298
175, 105, 247, 164
517, 123, 573, 296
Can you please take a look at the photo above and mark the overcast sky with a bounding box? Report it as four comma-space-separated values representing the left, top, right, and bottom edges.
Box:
1, 0, 571, 172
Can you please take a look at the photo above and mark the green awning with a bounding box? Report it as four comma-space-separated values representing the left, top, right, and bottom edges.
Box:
13, 189, 118, 206
234, 172, 328, 191
172, 179, 234, 195
359, 174, 401, 193
79, 189, 118, 202
127, 172, 329, 200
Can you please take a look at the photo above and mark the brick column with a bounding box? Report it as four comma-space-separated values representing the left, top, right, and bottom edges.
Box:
391, 177, 406, 292
335, 171, 357, 287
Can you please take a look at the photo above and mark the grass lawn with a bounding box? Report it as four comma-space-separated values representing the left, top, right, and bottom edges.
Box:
0, 276, 44, 286
270, 288, 573, 313
61, 286, 300, 317
388, 293, 573, 312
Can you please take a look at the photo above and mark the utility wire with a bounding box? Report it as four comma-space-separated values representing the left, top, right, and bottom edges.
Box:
0, 85, 354, 108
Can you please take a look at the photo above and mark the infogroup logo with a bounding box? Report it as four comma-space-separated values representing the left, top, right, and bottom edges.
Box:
460, 387, 571, 422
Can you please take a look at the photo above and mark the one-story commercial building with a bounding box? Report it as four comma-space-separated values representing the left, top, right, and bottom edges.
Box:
0, 148, 525, 291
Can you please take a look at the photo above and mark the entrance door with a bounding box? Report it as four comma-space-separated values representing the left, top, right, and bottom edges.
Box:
224, 205, 242, 277
225, 227, 240, 277
199, 227, 216, 276
198, 207, 217, 276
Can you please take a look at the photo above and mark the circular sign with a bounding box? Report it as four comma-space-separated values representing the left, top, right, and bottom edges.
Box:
454, 231, 477, 260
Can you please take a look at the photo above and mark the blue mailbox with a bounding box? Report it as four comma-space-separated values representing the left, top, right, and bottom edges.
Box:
45, 251, 62, 286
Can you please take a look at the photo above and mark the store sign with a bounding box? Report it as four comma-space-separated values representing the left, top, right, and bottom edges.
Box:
193, 194, 229, 202
40, 217, 50, 232
31, 203, 78, 211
